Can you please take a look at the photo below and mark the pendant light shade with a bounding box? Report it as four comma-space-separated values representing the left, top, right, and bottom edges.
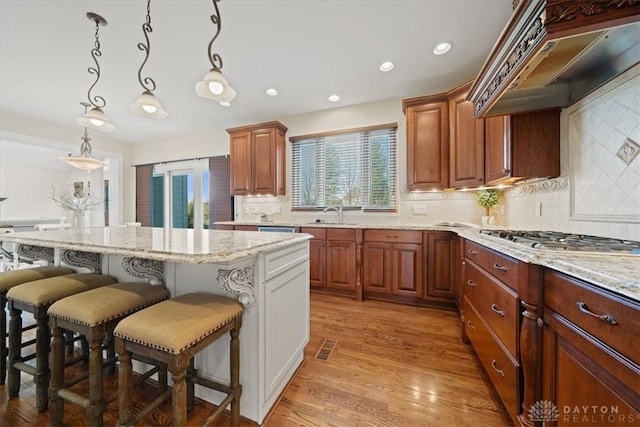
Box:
129, 90, 168, 119
62, 103, 109, 172
130, 0, 167, 119
78, 12, 115, 132
196, 0, 236, 105
77, 106, 115, 132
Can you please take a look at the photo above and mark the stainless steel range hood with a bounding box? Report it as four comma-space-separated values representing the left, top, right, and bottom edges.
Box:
468, 0, 640, 118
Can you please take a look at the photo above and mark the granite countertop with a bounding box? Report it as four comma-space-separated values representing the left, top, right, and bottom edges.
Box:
0, 226, 311, 264
218, 221, 640, 302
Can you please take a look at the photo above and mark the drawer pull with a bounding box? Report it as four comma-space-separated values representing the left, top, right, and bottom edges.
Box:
490, 304, 505, 317
467, 249, 478, 255
466, 320, 476, 331
492, 262, 507, 272
577, 302, 618, 325
386, 235, 398, 239
465, 280, 476, 287
491, 360, 505, 377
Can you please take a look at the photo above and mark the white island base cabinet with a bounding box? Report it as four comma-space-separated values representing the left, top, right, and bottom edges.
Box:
104, 242, 310, 425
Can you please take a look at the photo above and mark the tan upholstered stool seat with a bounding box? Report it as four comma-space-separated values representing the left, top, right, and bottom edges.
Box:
6, 273, 117, 412
114, 293, 243, 427
114, 292, 243, 354
0, 266, 74, 385
0, 266, 74, 291
48, 282, 170, 427
7, 273, 117, 308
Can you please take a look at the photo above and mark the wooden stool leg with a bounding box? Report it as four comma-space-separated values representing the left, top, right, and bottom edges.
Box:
0, 292, 7, 385
49, 324, 65, 427
104, 330, 116, 374
116, 341, 133, 427
7, 304, 22, 398
230, 322, 241, 427
35, 307, 51, 412
88, 331, 105, 427
186, 358, 196, 411
172, 369, 188, 427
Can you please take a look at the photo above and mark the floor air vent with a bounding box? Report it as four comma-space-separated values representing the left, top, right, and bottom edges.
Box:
316, 339, 336, 361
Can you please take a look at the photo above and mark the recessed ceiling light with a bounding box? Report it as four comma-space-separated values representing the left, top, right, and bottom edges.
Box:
265, 88, 278, 96
328, 94, 340, 102
433, 42, 452, 55
379, 61, 395, 72
219, 101, 231, 107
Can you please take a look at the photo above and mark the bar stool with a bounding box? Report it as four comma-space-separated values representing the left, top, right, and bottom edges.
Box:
114, 293, 243, 427
0, 266, 74, 385
6, 273, 117, 412
47, 282, 170, 427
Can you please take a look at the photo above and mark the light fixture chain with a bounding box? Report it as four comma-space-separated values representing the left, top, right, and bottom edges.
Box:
86, 16, 106, 109
206, 0, 223, 71
136, 0, 156, 92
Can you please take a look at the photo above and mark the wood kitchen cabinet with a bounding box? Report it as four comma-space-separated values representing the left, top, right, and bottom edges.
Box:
448, 82, 484, 188
302, 227, 361, 297
484, 109, 560, 184
227, 121, 287, 196
425, 232, 456, 301
403, 95, 449, 190
542, 270, 640, 426
363, 229, 423, 300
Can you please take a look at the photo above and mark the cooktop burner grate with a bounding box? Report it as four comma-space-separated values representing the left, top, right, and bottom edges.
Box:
479, 230, 640, 254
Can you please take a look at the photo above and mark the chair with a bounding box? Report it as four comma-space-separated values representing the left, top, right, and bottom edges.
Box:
114, 293, 243, 427
6, 273, 117, 411
48, 282, 170, 427
0, 266, 74, 385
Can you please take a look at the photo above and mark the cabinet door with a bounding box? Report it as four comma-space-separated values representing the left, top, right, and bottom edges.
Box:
252, 128, 276, 194
449, 92, 484, 188
308, 238, 326, 289
391, 243, 423, 298
362, 242, 391, 293
326, 240, 356, 291
407, 102, 449, 190
275, 128, 286, 196
229, 131, 252, 195
484, 115, 511, 184
426, 232, 455, 300
543, 309, 640, 426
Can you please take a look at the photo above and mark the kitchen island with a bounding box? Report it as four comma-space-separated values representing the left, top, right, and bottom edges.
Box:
0, 226, 311, 425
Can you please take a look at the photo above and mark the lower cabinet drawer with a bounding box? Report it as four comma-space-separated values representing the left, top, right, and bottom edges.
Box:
464, 296, 521, 422
464, 261, 519, 359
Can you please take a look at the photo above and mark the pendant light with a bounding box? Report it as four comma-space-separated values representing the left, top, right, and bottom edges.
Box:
60, 102, 109, 171
195, 0, 236, 105
129, 0, 167, 119
77, 12, 115, 132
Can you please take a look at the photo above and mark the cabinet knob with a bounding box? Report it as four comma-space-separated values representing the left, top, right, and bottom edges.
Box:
467, 249, 477, 255
490, 304, 505, 317
466, 320, 476, 331
491, 360, 505, 377
492, 262, 507, 272
576, 302, 618, 325
465, 280, 476, 287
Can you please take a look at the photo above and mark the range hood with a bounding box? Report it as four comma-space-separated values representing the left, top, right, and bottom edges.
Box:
468, 0, 640, 117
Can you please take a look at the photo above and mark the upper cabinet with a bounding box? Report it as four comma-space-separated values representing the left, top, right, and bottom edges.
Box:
403, 94, 449, 190
227, 121, 287, 196
468, 0, 640, 117
448, 82, 485, 188
485, 109, 560, 184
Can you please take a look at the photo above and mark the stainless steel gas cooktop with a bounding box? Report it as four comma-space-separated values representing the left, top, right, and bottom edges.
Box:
479, 229, 640, 254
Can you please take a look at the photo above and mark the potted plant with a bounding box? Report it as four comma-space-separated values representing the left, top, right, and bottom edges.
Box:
50, 186, 100, 228
476, 189, 501, 226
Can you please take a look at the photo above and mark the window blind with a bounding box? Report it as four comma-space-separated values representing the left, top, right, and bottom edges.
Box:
290, 124, 397, 211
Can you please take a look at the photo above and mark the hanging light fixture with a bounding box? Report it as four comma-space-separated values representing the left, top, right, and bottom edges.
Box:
60, 102, 109, 171
195, 0, 236, 105
129, 0, 167, 119
77, 12, 115, 132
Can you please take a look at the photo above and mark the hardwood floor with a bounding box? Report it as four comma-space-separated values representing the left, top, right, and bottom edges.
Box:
1, 293, 512, 426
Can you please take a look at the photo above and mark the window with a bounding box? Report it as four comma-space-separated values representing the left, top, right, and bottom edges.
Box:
291, 123, 397, 211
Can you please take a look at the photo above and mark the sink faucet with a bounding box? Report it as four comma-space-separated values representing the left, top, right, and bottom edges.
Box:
323, 206, 343, 224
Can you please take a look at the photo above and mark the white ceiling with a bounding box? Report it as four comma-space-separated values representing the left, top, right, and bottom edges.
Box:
0, 0, 513, 145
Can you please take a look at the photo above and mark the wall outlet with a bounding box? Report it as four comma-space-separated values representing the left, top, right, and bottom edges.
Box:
535, 203, 542, 217
413, 205, 427, 215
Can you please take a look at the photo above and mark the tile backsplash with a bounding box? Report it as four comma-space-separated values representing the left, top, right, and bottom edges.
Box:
236, 65, 640, 241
